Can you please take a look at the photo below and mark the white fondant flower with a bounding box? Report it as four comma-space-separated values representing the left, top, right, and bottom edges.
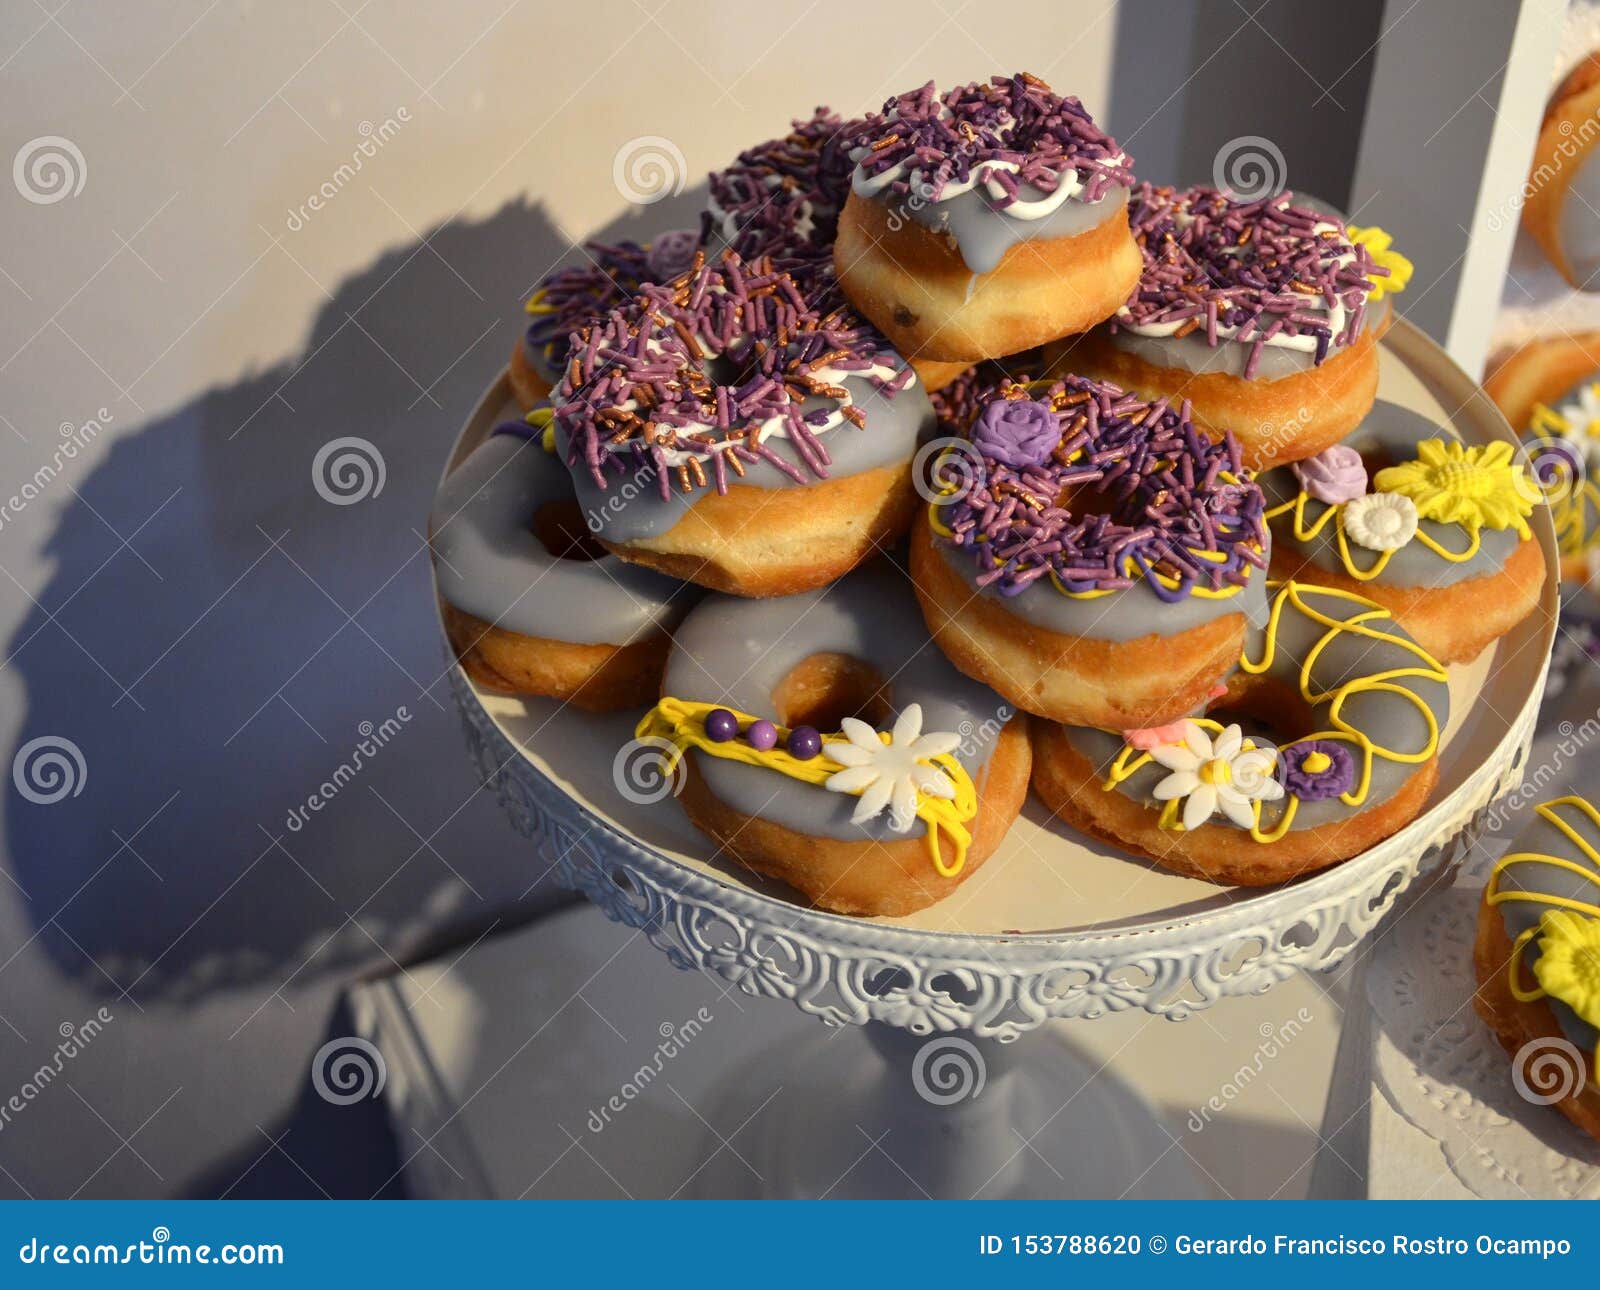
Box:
1342, 490, 1418, 552
824, 703, 960, 833
1148, 721, 1284, 831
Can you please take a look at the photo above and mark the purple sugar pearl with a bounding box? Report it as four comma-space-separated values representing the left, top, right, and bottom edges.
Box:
704, 708, 738, 743
787, 725, 822, 760
972, 398, 1061, 468
746, 719, 778, 751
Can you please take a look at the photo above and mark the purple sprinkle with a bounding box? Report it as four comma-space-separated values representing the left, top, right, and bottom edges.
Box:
746, 719, 778, 752
937, 375, 1267, 601
705, 709, 738, 743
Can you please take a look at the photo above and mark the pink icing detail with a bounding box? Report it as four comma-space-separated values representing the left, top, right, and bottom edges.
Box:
1291, 444, 1367, 505
1124, 718, 1192, 751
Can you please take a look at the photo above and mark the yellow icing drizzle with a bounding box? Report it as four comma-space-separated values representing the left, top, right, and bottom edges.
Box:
635, 697, 979, 879
1263, 487, 1482, 582
1487, 797, 1600, 1049
524, 404, 557, 453
1101, 582, 1446, 844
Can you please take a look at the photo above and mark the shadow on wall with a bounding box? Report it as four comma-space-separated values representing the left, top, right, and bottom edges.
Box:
4, 185, 710, 1002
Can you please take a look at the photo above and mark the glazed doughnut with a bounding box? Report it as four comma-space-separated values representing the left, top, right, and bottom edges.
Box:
633, 563, 1030, 916
1067, 184, 1413, 469
1474, 795, 1600, 1141
701, 109, 963, 396
1262, 401, 1547, 663
554, 250, 931, 598
910, 375, 1269, 730
834, 73, 1140, 363
1484, 333, 1600, 580
431, 423, 689, 710
1032, 581, 1449, 886
1521, 53, 1600, 291
508, 233, 700, 411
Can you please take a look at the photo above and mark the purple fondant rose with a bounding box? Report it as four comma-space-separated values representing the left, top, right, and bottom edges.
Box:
646, 229, 701, 282
1292, 444, 1366, 505
972, 398, 1061, 469
1281, 740, 1356, 801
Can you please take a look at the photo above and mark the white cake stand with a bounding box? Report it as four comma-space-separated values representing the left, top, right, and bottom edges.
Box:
440, 319, 1555, 1198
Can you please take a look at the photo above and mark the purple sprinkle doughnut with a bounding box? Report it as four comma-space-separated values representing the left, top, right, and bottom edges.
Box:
1113, 184, 1384, 374
852, 73, 1134, 210
934, 374, 1267, 603
553, 250, 913, 500
523, 240, 657, 375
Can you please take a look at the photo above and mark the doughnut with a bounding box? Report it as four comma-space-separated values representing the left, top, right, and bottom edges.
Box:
834, 73, 1140, 363
1474, 795, 1600, 1140
430, 422, 689, 710
1261, 401, 1547, 663
508, 233, 700, 411
927, 353, 1046, 436
1067, 184, 1413, 469
702, 106, 866, 266
1520, 53, 1600, 291
554, 249, 932, 598
633, 563, 1030, 916
909, 374, 1270, 730
1032, 581, 1449, 886
1484, 333, 1600, 581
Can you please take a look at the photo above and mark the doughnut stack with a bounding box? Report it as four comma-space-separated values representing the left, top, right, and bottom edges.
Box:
430, 72, 1550, 916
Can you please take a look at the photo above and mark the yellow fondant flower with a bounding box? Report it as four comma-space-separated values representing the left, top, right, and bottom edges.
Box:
1373, 438, 1535, 537
1533, 909, 1600, 1030
1347, 225, 1413, 302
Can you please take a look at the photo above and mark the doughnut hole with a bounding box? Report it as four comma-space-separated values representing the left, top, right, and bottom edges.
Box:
1209, 673, 1320, 748
771, 653, 893, 732
1055, 480, 1126, 521
532, 499, 607, 563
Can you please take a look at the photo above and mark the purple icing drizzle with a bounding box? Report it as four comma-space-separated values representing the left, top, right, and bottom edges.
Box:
852, 74, 1134, 209
1114, 184, 1386, 377
554, 251, 911, 499
1281, 740, 1356, 801
937, 375, 1267, 603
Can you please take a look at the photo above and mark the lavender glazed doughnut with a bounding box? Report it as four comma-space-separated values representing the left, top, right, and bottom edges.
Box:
910, 375, 1270, 730
633, 563, 1029, 917
554, 250, 932, 597
1032, 581, 1448, 886
1262, 401, 1546, 664
1475, 794, 1600, 1141
508, 233, 701, 411
1068, 184, 1413, 469
835, 73, 1140, 363
1521, 53, 1600, 291
431, 423, 690, 710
